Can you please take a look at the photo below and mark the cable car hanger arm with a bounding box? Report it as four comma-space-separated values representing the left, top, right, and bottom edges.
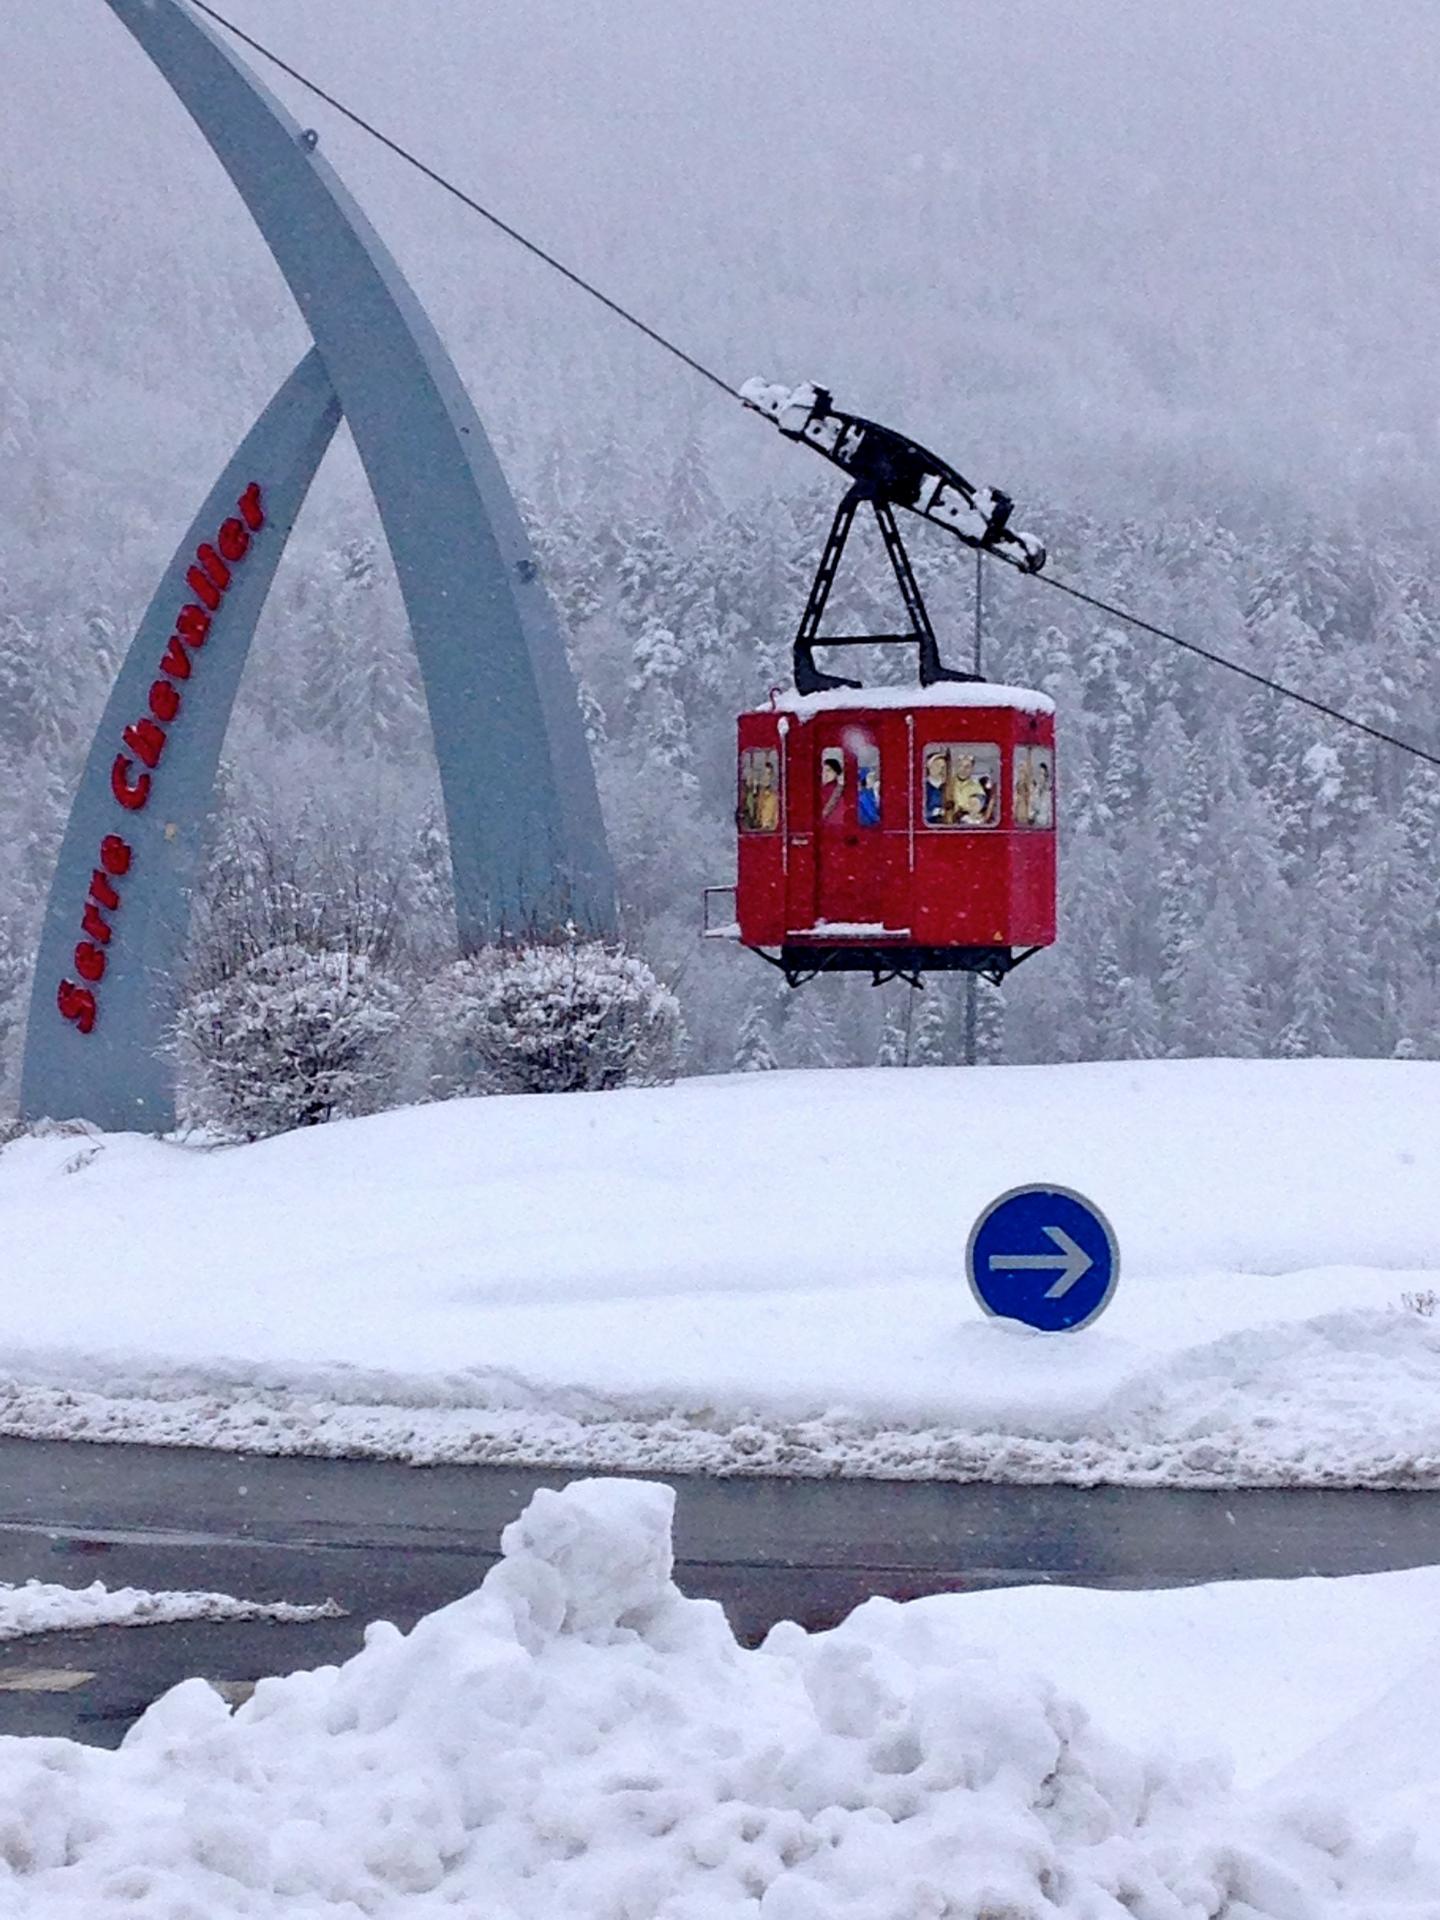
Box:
740, 378, 1046, 575
742, 377, 1046, 693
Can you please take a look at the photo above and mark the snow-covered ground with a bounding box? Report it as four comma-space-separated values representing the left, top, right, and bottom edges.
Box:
1, 1477, 1436, 1916
5, 1058, 1440, 1485
0, 1580, 342, 1642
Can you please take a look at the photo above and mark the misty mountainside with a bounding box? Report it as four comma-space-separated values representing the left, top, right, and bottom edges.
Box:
2, 1, 1438, 1097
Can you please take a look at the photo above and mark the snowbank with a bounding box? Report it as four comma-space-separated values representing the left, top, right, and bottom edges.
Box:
5, 1059, 1440, 1485
0, 1478, 1433, 1917
0, 1580, 342, 1642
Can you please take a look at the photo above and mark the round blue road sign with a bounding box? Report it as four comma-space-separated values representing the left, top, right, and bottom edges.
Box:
966, 1184, 1120, 1332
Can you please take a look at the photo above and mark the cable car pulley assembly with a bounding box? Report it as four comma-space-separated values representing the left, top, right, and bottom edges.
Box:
740, 379, 1044, 696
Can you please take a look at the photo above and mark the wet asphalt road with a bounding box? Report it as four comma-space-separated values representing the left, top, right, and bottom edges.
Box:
3, 1436, 1440, 1747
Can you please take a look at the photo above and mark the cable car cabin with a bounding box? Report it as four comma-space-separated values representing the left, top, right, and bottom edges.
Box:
732, 686, 1056, 986
713, 378, 1057, 985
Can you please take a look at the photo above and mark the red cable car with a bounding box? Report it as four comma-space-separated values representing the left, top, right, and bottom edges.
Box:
734, 686, 1055, 985
710, 381, 1057, 986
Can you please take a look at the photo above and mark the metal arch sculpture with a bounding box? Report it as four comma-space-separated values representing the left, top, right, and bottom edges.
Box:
22, 352, 341, 1132
22, 0, 616, 1134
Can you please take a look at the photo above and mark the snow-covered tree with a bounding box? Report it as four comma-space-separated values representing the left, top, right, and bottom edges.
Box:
908, 990, 947, 1067
734, 999, 778, 1073
973, 978, 1006, 1064
0, 920, 30, 1110
784, 991, 845, 1070
876, 998, 912, 1067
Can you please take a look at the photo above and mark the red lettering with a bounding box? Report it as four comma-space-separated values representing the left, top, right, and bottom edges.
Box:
63, 494, 253, 1037
123, 717, 166, 770
217, 516, 250, 564
58, 981, 97, 1034
186, 567, 221, 612
160, 636, 192, 680
196, 544, 230, 594
81, 902, 112, 945
111, 755, 150, 811
100, 834, 133, 876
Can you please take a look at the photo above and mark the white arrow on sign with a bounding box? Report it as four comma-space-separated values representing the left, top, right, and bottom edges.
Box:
988, 1226, 1094, 1298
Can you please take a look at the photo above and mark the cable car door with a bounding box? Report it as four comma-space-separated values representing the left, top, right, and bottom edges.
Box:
814, 732, 883, 926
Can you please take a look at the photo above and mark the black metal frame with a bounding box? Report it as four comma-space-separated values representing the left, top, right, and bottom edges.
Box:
749, 943, 1043, 990
793, 482, 983, 696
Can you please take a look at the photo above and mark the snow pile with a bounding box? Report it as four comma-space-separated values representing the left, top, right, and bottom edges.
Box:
0, 1478, 1433, 1917
738, 374, 823, 431
5, 1059, 1440, 1485
0, 1580, 343, 1641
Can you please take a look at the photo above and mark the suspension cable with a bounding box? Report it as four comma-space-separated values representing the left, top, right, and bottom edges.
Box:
186, 0, 1440, 776
1032, 569, 1440, 772
187, 0, 736, 400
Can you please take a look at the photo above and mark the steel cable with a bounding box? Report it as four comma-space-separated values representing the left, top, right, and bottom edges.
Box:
186, 0, 1440, 775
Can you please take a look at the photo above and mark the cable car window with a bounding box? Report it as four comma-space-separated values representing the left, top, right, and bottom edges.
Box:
922, 743, 1000, 827
819, 747, 846, 823
738, 747, 780, 832
1014, 746, 1055, 828
856, 743, 881, 827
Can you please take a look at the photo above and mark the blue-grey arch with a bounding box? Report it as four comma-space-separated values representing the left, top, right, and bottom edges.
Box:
102, 0, 616, 947
21, 350, 341, 1133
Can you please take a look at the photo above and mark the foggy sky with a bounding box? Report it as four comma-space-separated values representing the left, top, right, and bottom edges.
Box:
6, 1, 1440, 537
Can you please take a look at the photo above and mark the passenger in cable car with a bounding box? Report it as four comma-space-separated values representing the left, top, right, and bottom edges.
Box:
739, 748, 780, 832
857, 755, 881, 827
820, 749, 846, 820
1031, 754, 1053, 828
1014, 748, 1035, 828
1013, 746, 1054, 829
923, 749, 949, 825
947, 752, 991, 825
758, 772, 779, 831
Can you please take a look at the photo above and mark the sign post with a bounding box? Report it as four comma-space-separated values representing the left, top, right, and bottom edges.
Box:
966, 1183, 1120, 1332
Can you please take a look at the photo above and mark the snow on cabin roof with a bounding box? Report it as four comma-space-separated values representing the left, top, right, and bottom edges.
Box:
761, 682, 1055, 718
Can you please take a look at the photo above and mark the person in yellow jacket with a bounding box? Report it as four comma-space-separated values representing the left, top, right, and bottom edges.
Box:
946, 752, 993, 825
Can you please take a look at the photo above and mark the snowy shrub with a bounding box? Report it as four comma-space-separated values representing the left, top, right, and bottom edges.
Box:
1400, 1289, 1439, 1319
429, 940, 682, 1095
176, 944, 408, 1140
0, 1114, 100, 1154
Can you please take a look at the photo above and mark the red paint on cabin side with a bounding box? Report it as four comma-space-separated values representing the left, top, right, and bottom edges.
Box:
735, 698, 1056, 953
